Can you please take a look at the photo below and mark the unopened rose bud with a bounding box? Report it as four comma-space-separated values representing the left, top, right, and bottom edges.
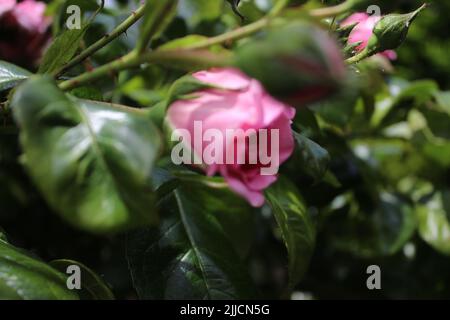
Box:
341, 12, 397, 61
235, 22, 346, 108
366, 4, 427, 56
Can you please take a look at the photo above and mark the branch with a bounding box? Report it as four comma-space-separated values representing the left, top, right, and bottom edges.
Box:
53, 4, 146, 78
58, 49, 231, 91
345, 48, 372, 64
309, 0, 354, 19
182, 17, 270, 50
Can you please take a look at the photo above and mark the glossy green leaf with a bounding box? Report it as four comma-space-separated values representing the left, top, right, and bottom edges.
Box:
294, 131, 330, 182
421, 108, 450, 140
0, 238, 78, 300
417, 191, 450, 255
11, 76, 161, 234
50, 259, 114, 300
127, 178, 256, 299
265, 176, 316, 289
0, 60, 32, 92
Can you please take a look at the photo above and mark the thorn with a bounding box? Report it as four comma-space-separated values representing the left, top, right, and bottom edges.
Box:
226, 0, 245, 22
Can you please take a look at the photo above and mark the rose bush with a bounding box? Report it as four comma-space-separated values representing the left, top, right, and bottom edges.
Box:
0, 0, 449, 301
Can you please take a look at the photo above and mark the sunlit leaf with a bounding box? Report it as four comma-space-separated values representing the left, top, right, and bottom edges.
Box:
265, 176, 316, 289
50, 259, 114, 300
417, 191, 450, 255
0, 60, 32, 92
0, 238, 78, 300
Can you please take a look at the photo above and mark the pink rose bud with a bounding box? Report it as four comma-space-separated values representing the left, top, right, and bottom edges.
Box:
0, 0, 51, 68
166, 68, 296, 207
341, 13, 397, 60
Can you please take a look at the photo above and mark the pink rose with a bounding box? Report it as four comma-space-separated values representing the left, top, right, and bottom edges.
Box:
342, 13, 397, 60
0, 0, 16, 16
167, 68, 296, 207
0, 0, 51, 68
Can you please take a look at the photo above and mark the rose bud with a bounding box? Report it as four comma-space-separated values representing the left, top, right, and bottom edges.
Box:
366, 5, 427, 55
235, 22, 346, 109
342, 13, 397, 60
0, 0, 51, 68
166, 68, 296, 207
343, 5, 426, 62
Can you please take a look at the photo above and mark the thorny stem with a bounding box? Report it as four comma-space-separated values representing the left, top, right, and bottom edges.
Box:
181, 18, 270, 50
53, 4, 146, 78
58, 50, 231, 91
345, 48, 372, 64
59, 16, 271, 90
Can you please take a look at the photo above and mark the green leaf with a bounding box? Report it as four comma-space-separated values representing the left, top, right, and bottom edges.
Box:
50, 259, 114, 300
329, 192, 417, 258
417, 191, 450, 255
11, 76, 161, 234
46, 0, 101, 36
127, 178, 256, 299
38, 27, 88, 75
309, 85, 358, 127
38, 1, 104, 74
372, 79, 439, 128
293, 131, 330, 182
265, 176, 316, 289
172, 171, 256, 259
0, 239, 78, 300
0, 60, 32, 92
434, 91, 450, 115
293, 107, 320, 136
